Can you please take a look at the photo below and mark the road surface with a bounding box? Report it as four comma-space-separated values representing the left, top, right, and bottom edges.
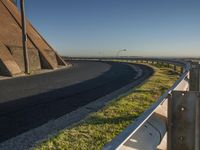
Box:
0, 61, 153, 142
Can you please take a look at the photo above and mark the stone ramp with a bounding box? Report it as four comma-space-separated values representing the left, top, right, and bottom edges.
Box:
0, 0, 67, 76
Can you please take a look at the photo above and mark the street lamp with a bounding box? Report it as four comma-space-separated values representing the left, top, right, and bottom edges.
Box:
116, 49, 127, 57
20, 0, 30, 74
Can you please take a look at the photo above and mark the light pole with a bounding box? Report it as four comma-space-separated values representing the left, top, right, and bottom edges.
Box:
20, 0, 30, 74
116, 49, 127, 57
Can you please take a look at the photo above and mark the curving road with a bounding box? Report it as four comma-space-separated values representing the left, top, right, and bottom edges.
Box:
0, 61, 153, 142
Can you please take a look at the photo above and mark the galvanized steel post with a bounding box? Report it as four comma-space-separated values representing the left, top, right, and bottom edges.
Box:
190, 62, 200, 91
168, 62, 200, 150
180, 67, 184, 74
173, 65, 177, 72
189, 61, 200, 150
168, 91, 198, 150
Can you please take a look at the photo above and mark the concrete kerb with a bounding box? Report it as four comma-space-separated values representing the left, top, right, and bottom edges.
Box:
0, 64, 72, 81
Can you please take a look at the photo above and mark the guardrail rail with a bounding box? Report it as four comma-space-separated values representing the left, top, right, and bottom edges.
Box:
102, 60, 199, 150
65, 57, 198, 150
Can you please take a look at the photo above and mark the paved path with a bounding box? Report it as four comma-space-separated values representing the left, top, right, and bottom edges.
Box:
0, 61, 153, 142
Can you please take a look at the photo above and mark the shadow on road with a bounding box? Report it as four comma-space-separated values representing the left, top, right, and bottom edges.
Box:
0, 62, 153, 142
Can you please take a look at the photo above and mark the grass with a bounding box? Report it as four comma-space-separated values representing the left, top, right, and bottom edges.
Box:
35, 63, 180, 150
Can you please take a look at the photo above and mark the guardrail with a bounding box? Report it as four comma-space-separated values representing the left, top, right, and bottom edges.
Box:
103, 60, 190, 150
63, 57, 186, 66
65, 57, 197, 150
64, 56, 187, 72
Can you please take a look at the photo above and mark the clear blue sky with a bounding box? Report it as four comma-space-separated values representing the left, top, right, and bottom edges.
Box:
21, 0, 200, 57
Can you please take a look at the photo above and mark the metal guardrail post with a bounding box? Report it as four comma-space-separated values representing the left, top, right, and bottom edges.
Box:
168, 62, 200, 150
167, 93, 172, 150
168, 91, 198, 150
180, 67, 184, 74
173, 65, 177, 71
190, 62, 200, 150
190, 62, 200, 91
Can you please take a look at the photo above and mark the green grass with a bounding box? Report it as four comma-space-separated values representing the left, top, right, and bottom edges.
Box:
35, 63, 179, 150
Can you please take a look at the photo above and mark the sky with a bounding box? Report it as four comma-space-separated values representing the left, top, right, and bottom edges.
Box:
17, 0, 200, 57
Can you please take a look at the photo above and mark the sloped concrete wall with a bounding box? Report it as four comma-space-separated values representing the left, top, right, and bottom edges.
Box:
9, 46, 41, 72
0, 0, 67, 76
0, 42, 22, 76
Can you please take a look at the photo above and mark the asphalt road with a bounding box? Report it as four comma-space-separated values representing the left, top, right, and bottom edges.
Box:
0, 61, 153, 142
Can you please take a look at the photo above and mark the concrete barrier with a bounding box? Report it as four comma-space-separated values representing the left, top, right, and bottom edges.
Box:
0, 0, 67, 76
